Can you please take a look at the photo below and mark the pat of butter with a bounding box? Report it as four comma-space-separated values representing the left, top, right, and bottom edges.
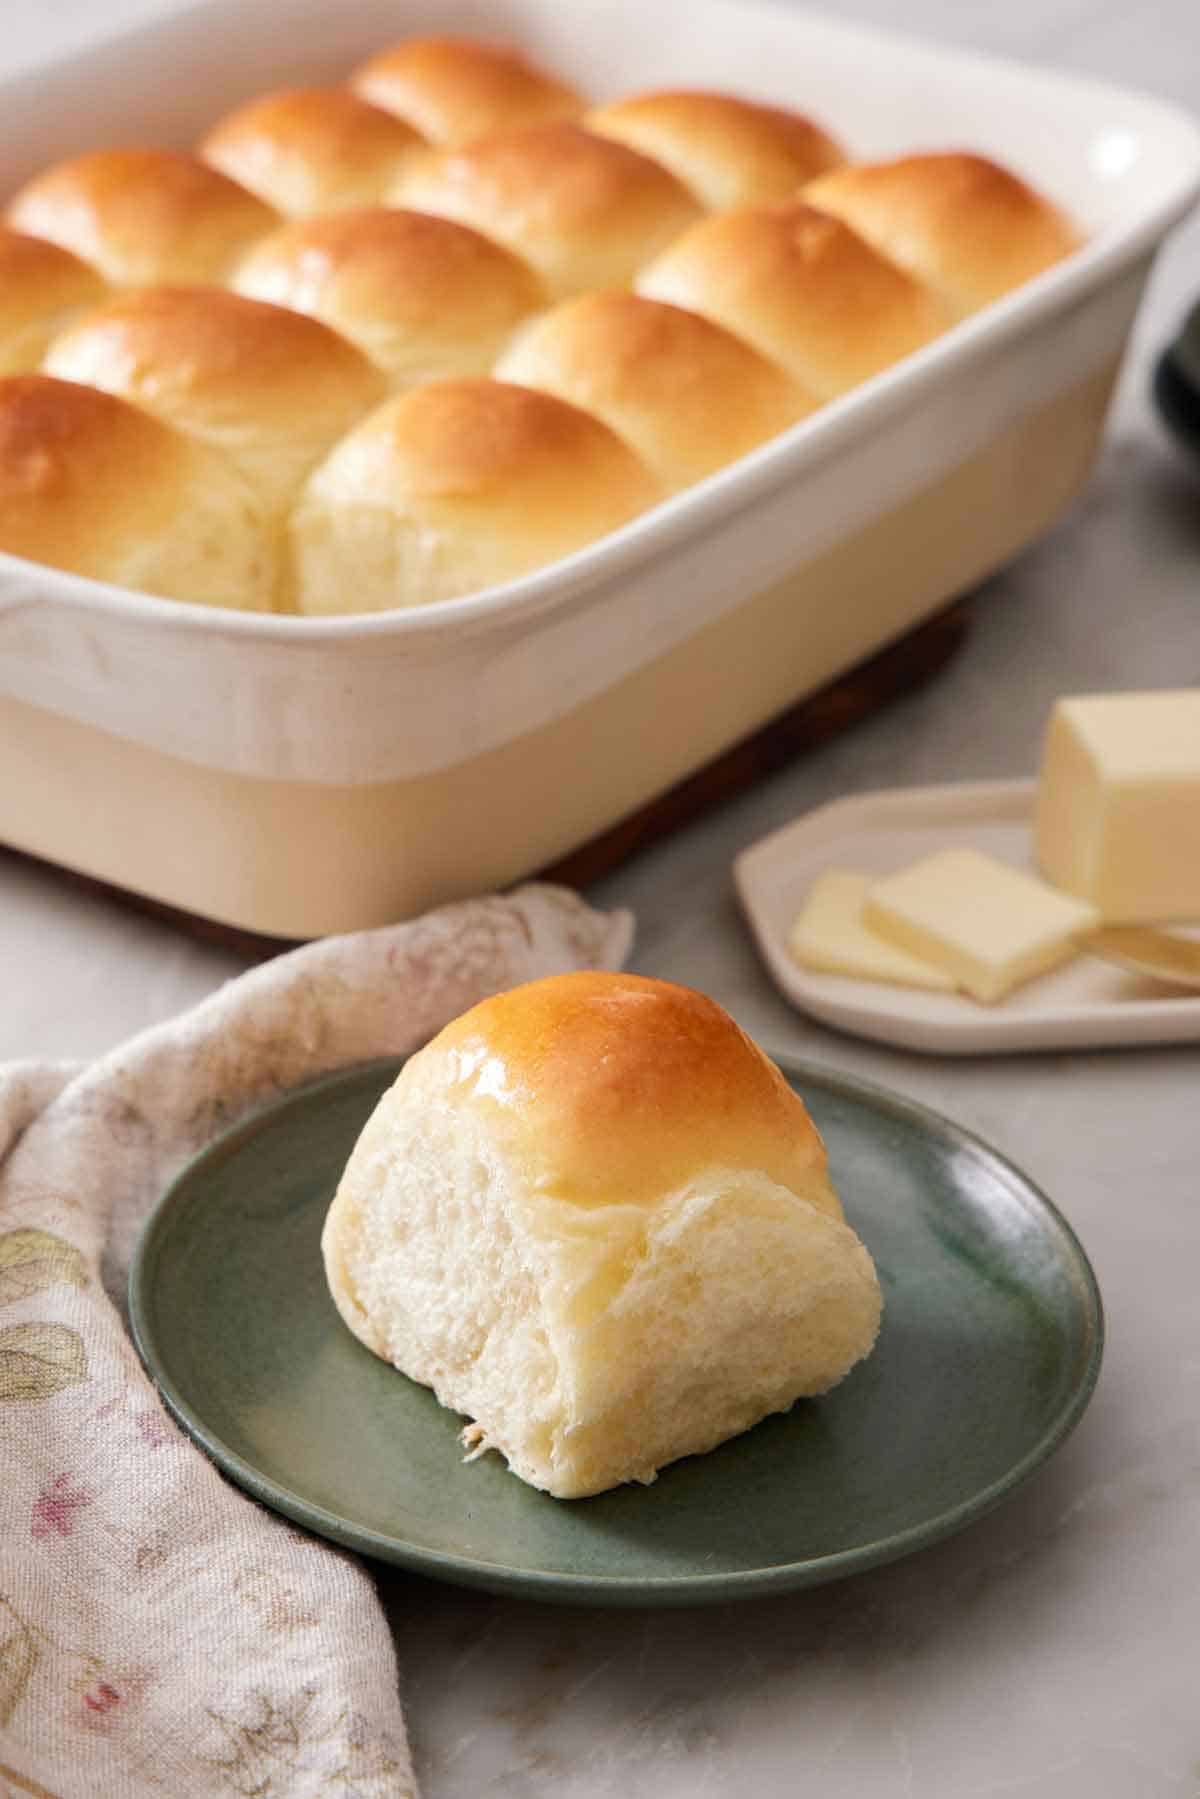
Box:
863, 848, 1099, 1004
788, 869, 955, 989
1034, 690, 1200, 923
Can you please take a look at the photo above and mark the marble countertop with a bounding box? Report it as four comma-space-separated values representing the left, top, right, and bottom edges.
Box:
2, 1, 1199, 1794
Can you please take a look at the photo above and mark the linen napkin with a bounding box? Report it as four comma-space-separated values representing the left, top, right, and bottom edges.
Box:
0, 884, 633, 1799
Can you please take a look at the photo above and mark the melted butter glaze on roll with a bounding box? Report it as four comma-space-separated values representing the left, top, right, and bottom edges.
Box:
497, 290, 815, 489
0, 228, 108, 375
234, 207, 544, 386
588, 88, 845, 210
0, 373, 275, 609
322, 971, 882, 1498
43, 285, 386, 514
351, 34, 585, 147
804, 152, 1079, 317
201, 87, 427, 218
392, 123, 702, 299
638, 200, 949, 400
6, 148, 277, 286
289, 376, 662, 613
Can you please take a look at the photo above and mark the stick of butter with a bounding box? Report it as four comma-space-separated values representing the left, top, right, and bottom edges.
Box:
1034, 690, 1200, 923
863, 848, 1099, 1004
787, 869, 956, 990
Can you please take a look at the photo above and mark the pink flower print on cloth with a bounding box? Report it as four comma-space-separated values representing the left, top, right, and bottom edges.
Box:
30, 1474, 92, 1540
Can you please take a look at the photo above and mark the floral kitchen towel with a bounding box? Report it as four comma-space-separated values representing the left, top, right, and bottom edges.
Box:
0, 885, 633, 1799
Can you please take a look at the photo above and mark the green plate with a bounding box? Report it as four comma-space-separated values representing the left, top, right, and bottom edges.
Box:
129, 1057, 1102, 1607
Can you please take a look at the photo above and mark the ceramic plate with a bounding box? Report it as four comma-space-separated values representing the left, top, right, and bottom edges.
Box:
129, 1056, 1102, 1607
735, 779, 1200, 1055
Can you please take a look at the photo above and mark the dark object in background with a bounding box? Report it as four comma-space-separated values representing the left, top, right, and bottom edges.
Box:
1154, 297, 1200, 463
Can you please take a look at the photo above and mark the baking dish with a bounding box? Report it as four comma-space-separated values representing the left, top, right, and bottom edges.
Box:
1, 0, 1197, 937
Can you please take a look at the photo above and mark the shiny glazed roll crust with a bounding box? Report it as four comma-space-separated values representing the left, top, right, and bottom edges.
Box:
638, 200, 949, 400
0, 374, 275, 609
0, 228, 108, 375
322, 971, 882, 1499
200, 87, 427, 218
496, 291, 815, 489
233, 207, 544, 386
392, 123, 702, 299
350, 34, 585, 147
587, 88, 846, 210
43, 286, 386, 512
804, 152, 1080, 316
289, 377, 662, 613
6, 148, 278, 286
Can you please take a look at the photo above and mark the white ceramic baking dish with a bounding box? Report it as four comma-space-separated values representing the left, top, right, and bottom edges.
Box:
1, 0, 1198, 937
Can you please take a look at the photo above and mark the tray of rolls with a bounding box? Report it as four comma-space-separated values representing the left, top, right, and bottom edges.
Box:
0, 0, 1197, 937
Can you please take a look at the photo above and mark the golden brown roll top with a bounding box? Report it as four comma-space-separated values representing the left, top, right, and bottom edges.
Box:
0, 373, 275, 609
587, 89, 845, 210
432, 971, 842, 1214
233, 207, 544, 385
638, 200, 949, 400
0, 228, 108, 375
289, 376, 662, 614
804, 152, 1080, 317
200, 86, 427, 218
0, 34, 1085, 622
350, 34, 585, 147
496, 291, 814, 489
393, 123, 702, 299
42, 286, 386, 514
6, 148, 278, 286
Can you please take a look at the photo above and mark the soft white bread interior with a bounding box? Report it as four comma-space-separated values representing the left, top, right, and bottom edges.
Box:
200, 86, 427, 218
233, 207, 544, 386
804, 152, 1080, 317
289, 376, 662, 614
6, 148, 278, 286
322, 970, 882, 1499
587, 89, 845, 210
0, 228, 108, 375
392, 123, 702, 299
0, 373, 275, 609
496, 290, 815, 489
350, 34, 585, 147
638, 199, 949, 400
43, 285, 386, 515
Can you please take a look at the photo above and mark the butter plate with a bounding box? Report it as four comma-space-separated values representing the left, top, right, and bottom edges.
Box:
734, 779, 1200, 1054
128, 1056, 1102, 1607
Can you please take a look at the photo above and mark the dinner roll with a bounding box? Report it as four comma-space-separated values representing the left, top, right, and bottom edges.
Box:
638, 200, 948, 400
0, 374, 275, 609
587, 89, 845, 210
233, 207, 544, 385
0, 228, 108, 375
200, 87, 426, 218
392, 123, 702, 299
43, 286, 386, 514
804, 152, 1079, 317
289, 377, 661, 614
322, 971, 882, 1499
6, 148, 277, 286
351, 34, 584, 147
496, 290, 815, 489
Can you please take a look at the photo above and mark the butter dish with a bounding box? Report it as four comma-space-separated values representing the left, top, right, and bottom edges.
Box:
734, 781, 1200, 1055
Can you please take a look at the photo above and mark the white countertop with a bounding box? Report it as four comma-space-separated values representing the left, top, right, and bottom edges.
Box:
3, 2, 1199, 1794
